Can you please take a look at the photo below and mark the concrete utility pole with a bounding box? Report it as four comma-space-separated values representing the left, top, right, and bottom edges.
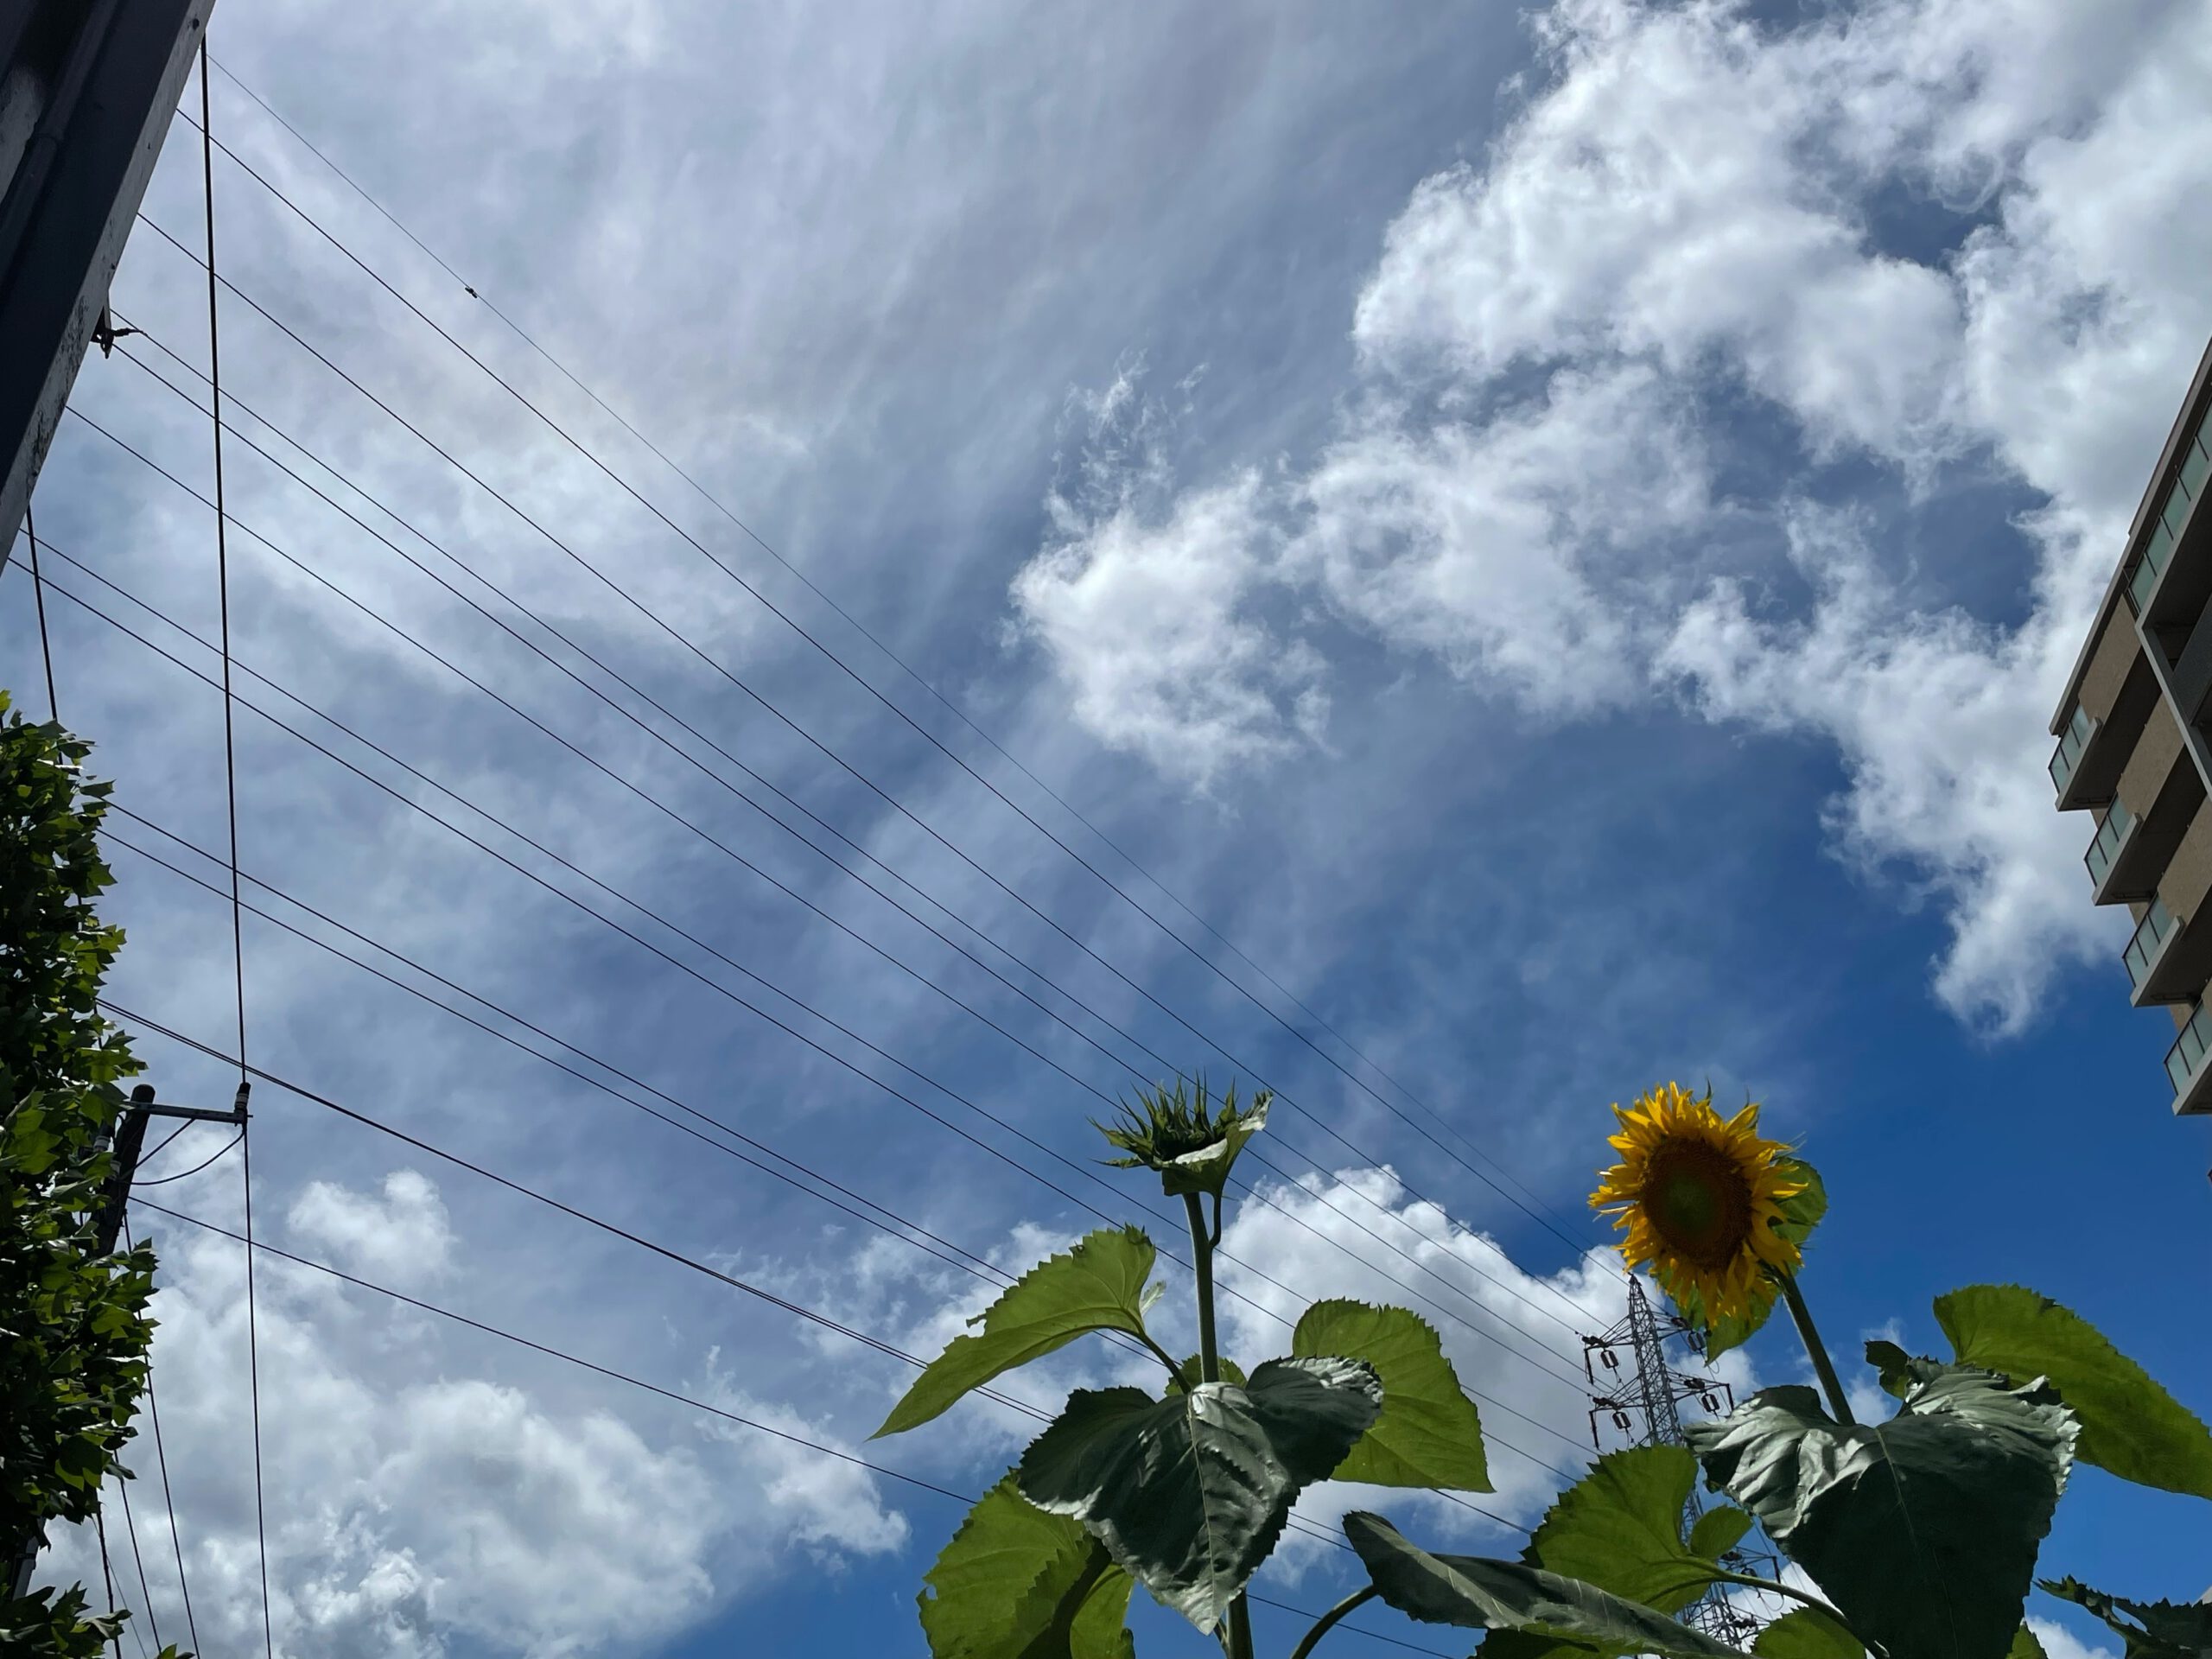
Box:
0, 0, 215, 554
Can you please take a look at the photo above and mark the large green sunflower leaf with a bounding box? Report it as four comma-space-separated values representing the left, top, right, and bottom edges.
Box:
1935, 1285, 2212, 1500
918, 1475, 1134, 1659
875, 1226, 1157, 1438
1751, 1608, 1866, 1659
1687, 1503, 1754, 1562
1017, 1357, 1381, 1635
1066, 1562, 1137, 1659
2039, 1579, 2212, 1659
1671, 1160, 1825, 1362
1686, 1365, 2079, 1659
1477, 1446, 1752, 1659
2009, 1625, 2050, 1659
1344, 1511, 1752, 1659
1865, 1340, 1948, 1402
1293, 1300, 1491, 1491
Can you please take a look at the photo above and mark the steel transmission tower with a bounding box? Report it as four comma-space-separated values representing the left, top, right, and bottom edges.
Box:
1582, 1278, 1769, 1648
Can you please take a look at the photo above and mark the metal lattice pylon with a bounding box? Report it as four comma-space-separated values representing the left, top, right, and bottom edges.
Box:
1583, 1279, 1768, 1648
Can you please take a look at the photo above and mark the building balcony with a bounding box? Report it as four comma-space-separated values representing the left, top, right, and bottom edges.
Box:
2122, 893, 2212, 1006
2124, 404, 2212, 633
2051, 703, 2099, 800
2167, 1002, 2212, 1116
2051, 650, 2158, 813
2084, 799, 2139, 899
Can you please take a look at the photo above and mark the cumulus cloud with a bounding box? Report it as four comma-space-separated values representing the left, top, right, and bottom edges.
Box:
289, 1168, 455, 1285
1010, 369, 1325, 789
50, 1176, 908, 1659
1010, 0, 2212, 1032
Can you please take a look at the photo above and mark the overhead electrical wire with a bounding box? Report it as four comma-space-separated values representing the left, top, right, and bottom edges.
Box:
168, 97, 1604, 1266
14, 54, 1618, 1659
134, 1197, 1465, 1658
122, 207, 1618, 1293
85, 315, 1611, 1341
198, 52, 1560, 1271
118, 1217, 200, 1657
37, 533, 1599, 1406
104, 1013, 1393, 1555
111, 1475, 161, 1656
21, 507, 57, 718
189, 48, 274, 1659
95, 805, 1589, 1468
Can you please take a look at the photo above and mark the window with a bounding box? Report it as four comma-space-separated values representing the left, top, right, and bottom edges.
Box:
2183, 434, 2211, 501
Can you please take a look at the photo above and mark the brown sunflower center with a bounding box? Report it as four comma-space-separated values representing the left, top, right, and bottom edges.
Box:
1638, 1139, 1755, 1269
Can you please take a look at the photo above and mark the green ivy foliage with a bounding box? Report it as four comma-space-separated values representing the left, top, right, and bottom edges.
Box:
0, 696, 167, 1655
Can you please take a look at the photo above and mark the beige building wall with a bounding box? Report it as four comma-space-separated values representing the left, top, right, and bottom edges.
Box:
2158, 797, 2212, 923
2117, 699, 2184, 819
2078, 612, 2142, 723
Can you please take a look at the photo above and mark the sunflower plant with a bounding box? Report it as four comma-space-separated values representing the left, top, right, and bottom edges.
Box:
880, 1079, 1782, 1659
1530, 1082, 2212, 1659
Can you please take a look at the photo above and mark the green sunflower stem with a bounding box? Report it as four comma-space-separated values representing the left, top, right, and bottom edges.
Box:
1778, 1273, 1854, 1425
1184, 1192, 1223, 1385
1182, 1190, 1252, 1659
1287, 1586, 1377, 1659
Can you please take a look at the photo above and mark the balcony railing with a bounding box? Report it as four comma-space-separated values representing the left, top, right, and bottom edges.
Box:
2050, 702, 2100, 799
2123, 406, 2212, 616
2125, 894, 2177, 994
2167, 1001, 2212, 1099
2083, 798, 2134, 890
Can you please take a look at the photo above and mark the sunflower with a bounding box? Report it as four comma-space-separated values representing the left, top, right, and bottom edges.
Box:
1590, 1083, 1807, 1325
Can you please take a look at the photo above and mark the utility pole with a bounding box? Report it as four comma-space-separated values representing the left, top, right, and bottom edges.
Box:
7, 1079, 246, 1600
1, 0, 216, 553
1584, 1278, 1770, 1649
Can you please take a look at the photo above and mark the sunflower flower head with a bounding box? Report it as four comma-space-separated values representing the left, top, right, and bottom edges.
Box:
1097, 1077, 1270, 1198
1589, 1083, 1808, 1326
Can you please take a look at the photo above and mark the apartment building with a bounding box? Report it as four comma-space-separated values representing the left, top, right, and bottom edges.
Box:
2050, 335, 2212, 1116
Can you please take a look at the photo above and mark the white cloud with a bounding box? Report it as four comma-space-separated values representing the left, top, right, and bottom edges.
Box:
289, 1169, 455, 1284
2030, 1617, 2123, 1659
52, 1175, 909, 1659
1291, 365, 1706, 713
1012, 0, 2212, 1032
1659, 503, 2094, 1030
1010, 371, 1325, 789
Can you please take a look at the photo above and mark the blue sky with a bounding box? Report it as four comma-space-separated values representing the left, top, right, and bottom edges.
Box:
11, 1, 2212, 1655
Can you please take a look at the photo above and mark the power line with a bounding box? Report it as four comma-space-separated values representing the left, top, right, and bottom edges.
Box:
93, 1496, 119, 1658
195, 46, 273, 1655
101, 1011, 1374, 1555
198, 51, 1566, 1266
82, 320, 1612, 1342
169, 100, 1605, 1268
40, 533, 1597, 1403
129, 1118, 195, 1177
105, 1003, 1064, 1430
136, 1195, 1461, 1657
119, 1217, 199, 1656
129, 1128, 243, 1189
22, 505, 56, 719
95, 806, 1590, 1468
110, 1475, 159, 1656
122, 207, 1617, 1289
132, 1201, 979, 1506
